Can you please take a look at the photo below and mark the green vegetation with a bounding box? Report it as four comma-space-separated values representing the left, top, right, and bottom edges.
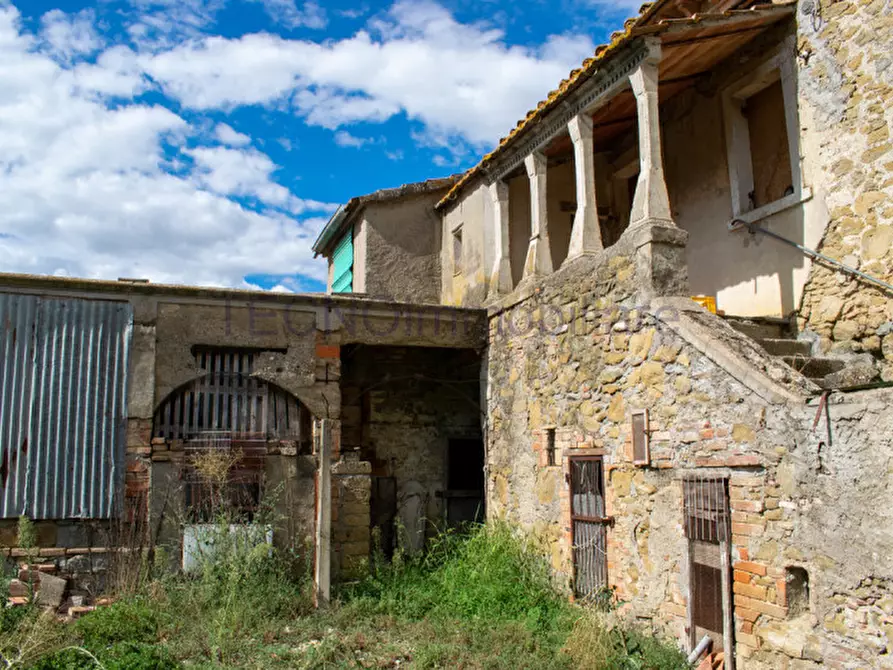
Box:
1, 521, 688, 669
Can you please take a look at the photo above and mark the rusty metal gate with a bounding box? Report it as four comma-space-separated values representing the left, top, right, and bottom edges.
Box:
569, 456, 609, 601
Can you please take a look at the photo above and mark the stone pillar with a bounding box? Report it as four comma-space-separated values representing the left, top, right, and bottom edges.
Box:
625, 39, 689, 299
523, 152, 553, 278
488, 180, 512, 300
567, 114, 603, 260
628, 40, 673, 228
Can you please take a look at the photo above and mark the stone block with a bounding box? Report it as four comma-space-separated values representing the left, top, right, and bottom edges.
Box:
35, 573, 67, 609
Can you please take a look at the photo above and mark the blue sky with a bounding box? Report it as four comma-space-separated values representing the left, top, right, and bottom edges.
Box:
1, 0, 636, 292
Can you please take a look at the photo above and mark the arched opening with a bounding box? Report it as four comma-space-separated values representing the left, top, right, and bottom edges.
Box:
152, 349, 315, 530
153, 349, 313, 447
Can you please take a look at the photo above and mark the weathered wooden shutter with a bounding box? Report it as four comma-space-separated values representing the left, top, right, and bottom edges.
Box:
331, 233, 353, 293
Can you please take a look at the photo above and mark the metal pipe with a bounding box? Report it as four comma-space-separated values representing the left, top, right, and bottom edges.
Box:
735, 220, 893, 294
687, 634, 713, 664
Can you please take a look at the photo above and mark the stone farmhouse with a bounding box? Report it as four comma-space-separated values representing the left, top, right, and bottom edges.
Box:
0, 0, 891, 667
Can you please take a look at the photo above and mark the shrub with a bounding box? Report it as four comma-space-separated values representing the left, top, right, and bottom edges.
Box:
76, 598, 164, 648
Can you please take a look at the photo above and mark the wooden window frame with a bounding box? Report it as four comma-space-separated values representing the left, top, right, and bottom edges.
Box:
723, 41, 812, 232
631, 409, 650, 466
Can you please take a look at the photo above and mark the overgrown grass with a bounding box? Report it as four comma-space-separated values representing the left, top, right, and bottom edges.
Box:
5, 522, 689, 669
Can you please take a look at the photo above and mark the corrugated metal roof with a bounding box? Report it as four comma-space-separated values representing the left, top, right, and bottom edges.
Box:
0, 293, 133, 519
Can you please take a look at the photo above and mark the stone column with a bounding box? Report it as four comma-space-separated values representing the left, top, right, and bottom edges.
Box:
567, 114, 603, 260
626, 39, 688, 299
523, 152, 553, 278
628, 40, 673, 228
488, 180, 512, 300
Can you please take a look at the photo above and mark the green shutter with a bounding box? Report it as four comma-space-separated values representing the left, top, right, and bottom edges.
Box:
331, 233, 353, 293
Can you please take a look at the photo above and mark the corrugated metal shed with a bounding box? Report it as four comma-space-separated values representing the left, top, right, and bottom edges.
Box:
0, 293, 133, 519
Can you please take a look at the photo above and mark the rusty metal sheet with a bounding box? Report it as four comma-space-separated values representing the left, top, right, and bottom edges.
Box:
0, 293, 133, 519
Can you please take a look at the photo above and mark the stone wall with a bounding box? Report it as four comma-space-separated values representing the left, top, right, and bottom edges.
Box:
486, 240, 893, 667
340, 345, 483, 553
795, 0, 893, 378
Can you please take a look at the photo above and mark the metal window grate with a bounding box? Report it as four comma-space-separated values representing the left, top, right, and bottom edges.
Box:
154, 350, 311, 445
683, 476, 730, 544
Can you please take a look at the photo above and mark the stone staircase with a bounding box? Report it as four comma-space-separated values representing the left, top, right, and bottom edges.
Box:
722, 315, 849, 389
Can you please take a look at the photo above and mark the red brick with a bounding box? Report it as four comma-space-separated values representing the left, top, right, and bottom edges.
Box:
315, 344, 340, 359
695, 454, 762, 468
734, 594, 787, 619
737, 547, 749, 560
733, 581, 767, 600
731, 522, 764, 537
776, 578, 787, 606
739, 621, 754, 635
734, 560, 768, 576
733, 570, 752, 584
730, 499, 764, 513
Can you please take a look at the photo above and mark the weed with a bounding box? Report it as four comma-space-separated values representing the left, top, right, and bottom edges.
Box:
75, 598, 164, 648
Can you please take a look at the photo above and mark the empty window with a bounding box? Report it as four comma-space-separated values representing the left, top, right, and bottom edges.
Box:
723, 53, 803, 223
743, 79, 793, 209
546, 428, 556, 466
452, 226, 463, 275
785, 566, 809, 617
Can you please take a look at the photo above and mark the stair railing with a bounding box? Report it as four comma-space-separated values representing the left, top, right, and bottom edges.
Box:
731, 220, 893, 295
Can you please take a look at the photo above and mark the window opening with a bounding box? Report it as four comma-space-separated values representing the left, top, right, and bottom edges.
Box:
452, 227, 463, 275
546, 428, 557, 466
743, 79, 793, 209
569, 457, 609, 601
631, 410, 650, 466
785, 566, 809, 617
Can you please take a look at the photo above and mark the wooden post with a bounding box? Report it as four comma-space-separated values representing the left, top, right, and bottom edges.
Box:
720, 539, 735, 670
314, 418, 332, 607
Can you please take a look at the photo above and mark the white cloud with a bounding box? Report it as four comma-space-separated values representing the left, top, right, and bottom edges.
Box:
214, 122, 251, 146
40, 9, 101, 60
247, 0, 328, 30
333, 130, 371, 148
141, 0, 595, 147
0, 5, 334, 288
